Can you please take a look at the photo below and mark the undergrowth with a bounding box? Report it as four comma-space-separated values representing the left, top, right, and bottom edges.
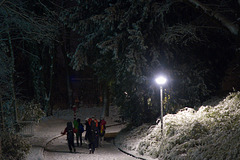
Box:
116, 92, 240, 160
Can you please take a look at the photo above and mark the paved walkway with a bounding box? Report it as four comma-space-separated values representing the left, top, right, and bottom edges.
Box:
25, 117, 134, 160
25, 118, 67, 160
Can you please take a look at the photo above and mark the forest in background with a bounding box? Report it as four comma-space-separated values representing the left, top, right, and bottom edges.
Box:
0, 1, 240, 159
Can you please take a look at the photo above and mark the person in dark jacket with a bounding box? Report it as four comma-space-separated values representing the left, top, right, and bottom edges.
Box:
85, 117, 91, 142
61, 122, 77, 153
88, 117, 97, 154
77, 118, 84, 146
92, 117, 99, 148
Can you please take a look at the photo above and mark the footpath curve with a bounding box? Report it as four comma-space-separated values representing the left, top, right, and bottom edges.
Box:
25, 118, 142, 160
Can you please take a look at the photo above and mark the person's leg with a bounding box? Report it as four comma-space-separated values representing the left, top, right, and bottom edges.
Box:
68, 140, 72, 152
97, 135, 99, 147
95, 136, 98, 148
99, 136, 102, 147
97, 131, 100, 147
96, 134, 99, 148
92, 140, 95, 154
85, 131, 88, 140
88, 140, 92, 154
71, 139, 76, 153
80, 133, 82, 146
99, 136, 101, 147
76, 133, 79, 146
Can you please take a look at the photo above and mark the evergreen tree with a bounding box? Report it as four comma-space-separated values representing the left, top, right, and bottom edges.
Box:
60, 0, 239, 125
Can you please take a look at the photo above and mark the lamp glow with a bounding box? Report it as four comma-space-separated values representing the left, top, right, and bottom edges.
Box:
155, 76, 167, 85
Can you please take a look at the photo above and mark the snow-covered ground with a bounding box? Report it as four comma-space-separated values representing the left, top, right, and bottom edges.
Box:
115, 92, 240, 160
25, 106, 141, 160
44, 135, 136, 160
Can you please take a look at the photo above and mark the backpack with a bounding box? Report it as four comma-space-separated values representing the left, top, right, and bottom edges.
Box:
90, 120, 97, 132
66, 122, 74, 140
78, 123, 84, 133
99, 121, 106, 136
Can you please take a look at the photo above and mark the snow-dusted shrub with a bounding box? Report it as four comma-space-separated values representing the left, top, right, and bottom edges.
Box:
117, 92, 240, 160
1, 132, 30, 160
18, 100, 45, 122
115, 124, 150, 153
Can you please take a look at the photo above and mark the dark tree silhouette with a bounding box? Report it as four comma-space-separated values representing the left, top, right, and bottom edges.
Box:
59, 0, 239, 125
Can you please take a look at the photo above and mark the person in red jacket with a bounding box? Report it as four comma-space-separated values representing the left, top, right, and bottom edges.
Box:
99, 117, 106, 147
93, 117, 99, 148
61, 122, 77, 153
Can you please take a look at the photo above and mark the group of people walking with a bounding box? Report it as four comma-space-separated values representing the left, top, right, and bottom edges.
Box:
61, 116, 106, 154
85, 116, 106, 153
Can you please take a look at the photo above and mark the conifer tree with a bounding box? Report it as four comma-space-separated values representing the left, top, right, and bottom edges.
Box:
61, 0, 239, 125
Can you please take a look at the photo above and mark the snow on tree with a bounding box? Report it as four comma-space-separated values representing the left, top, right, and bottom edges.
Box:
60, 0, 239, 126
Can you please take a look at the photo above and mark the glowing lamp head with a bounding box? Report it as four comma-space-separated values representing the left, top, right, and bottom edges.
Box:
155, 76, 167, 85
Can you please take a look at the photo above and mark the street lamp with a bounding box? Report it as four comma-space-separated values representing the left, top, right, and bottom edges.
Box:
155, 76, 167, 134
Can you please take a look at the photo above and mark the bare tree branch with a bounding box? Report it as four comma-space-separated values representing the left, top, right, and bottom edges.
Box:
183, 0, 239, 35
0, 0, 6, 7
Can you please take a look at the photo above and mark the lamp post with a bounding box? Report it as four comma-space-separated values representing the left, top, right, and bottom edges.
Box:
155, 76, 167, 134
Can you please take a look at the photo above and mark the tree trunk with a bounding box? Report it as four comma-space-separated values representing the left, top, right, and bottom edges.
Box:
59, 0, 73, 108
183, 0, 239, 35
62, 43, 73, 108
61, 26, 72, 108
0, 136, 1, 159
7, 27, 18, 128
0, 96, 4, 131
46, 46, 54, 116
65, 28, 73, 108
104, 83, 110, 117
0, 96, 3, 156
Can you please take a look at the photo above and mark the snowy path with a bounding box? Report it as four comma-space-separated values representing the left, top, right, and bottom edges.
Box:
25, 106, 140, 160
44, 135, 137, 160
